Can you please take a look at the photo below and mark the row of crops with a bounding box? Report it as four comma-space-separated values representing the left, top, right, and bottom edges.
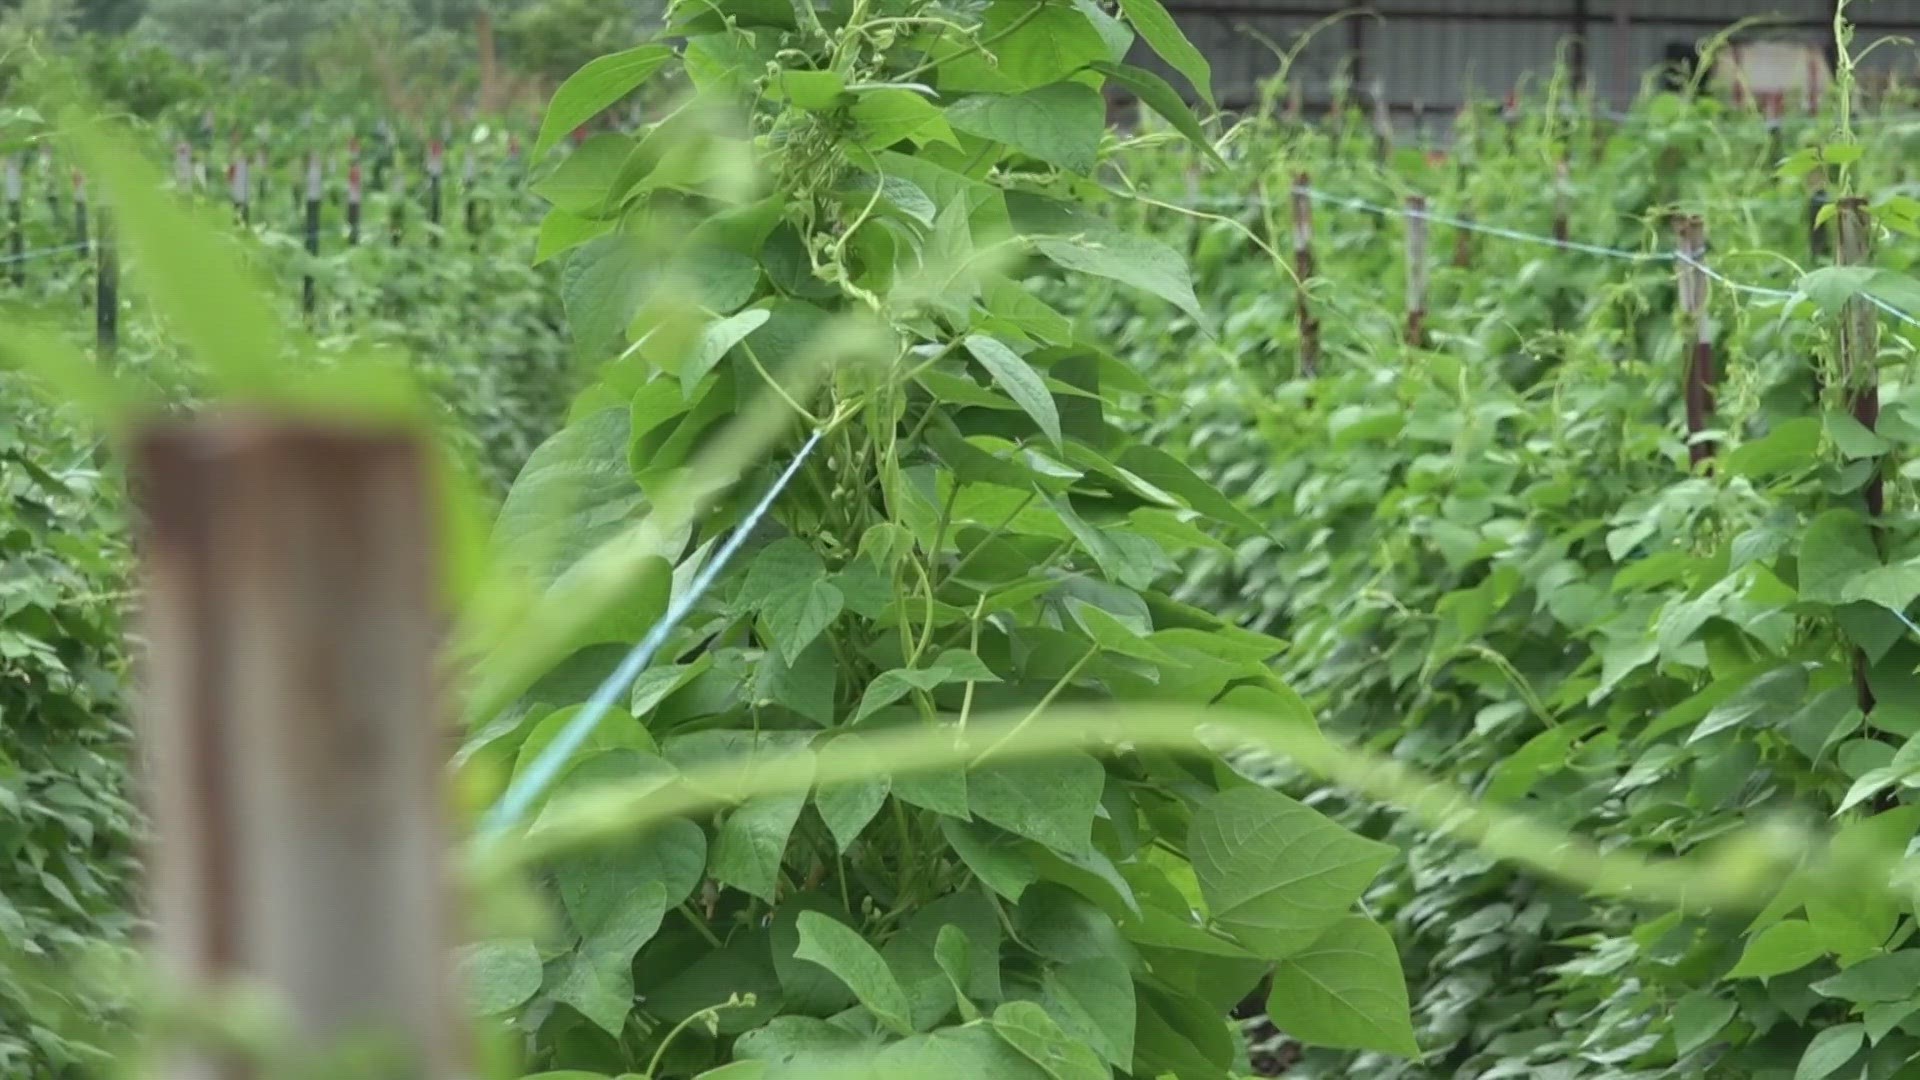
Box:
11, 2, 1920, 1078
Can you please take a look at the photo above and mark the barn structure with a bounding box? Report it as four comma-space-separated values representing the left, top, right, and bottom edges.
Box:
1154, 1, 1920, 123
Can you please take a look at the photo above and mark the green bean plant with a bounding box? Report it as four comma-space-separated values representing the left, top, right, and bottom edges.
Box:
1059, 22, 1920, 1079
457, 1, 1427, 1075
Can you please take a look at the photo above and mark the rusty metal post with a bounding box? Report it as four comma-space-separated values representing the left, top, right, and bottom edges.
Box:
1552, 158, 1571, 244
1675, 216, 1715, 469
132, 417, 462, 1079
1405, 195, 1429, 347
1290, 173, 1319, 379
1837, 198, 1882, 717
1838, 199, 1881, 518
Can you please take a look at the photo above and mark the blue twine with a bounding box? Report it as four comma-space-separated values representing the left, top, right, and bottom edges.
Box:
476, 429, 825, 840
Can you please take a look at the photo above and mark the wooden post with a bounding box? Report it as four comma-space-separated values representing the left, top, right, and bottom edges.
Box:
96, 211, 116, 359
1675, 215, 1715, 469
303, 153, 322, 319
230, 153, 251, 228
1552, 158, 1571, 244
131, 417, 462, 1079
1405, 195, 1429, 348
6, 153, 22, 288
72, 170, 88, 255
373, 119, 391, 193
1290, 173, 1319, 380
174, 142, 193, 192
1838, 198, 1881, 519
348, 148, 364, 248
1371, 82, 1392, 162
1452, 195, 1474, 269
1837, 197, 1881, 716
428, 141, 444, 246
391, 165, 407, 247
463, 149, 480, 247
40, 144, 61, 232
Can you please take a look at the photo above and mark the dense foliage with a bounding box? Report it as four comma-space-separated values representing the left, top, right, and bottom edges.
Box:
18, 4, 1920, 1080
459, 0, 1432, 1076
1064, 53, 1920, 1079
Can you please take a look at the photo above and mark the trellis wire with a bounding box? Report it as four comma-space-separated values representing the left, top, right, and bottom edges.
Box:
1180, 187, 1920, 329
476, 429, 826, 841
0, 241, 90, 266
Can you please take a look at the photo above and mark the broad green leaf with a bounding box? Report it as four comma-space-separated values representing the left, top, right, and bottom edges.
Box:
837, 172, 938, 227
883, 890, 1006, 1028
1092, 62, 1222, 164
966, 335, 1062, 447
641, 928, 785, 1034
935, 925, 980, 1021
1841, 562, 1920, 613
563, 233, 655, 360
946, 84, 1105, 173
455, 938, 542, 1016
514, 704, 658, 790
815, 743, 890, 851
854, 650, 999, 721
1031, 232, 1206, 326
532, 134, 632, 217
712, 792, 808, 903
967, 752, 1105, 856
537, 44, 675, 158
684, 308, 773, 396
770, 899, 860, 1015
874, 1024, 1051, 1080
992, 1000, 1107, 1080
793, 911, 915, 1035
1075, 0, 1135, 61
1726, 417, 1821, 478
980, 1, 1112, 88
551, 812, 708, 913
1726, 919, 1825, 979
1265, 916, 1418, 1057
1798, 509, 1880, 605
1811, 950, 1920, 1002
781, 69, 848, 110
1038, 954, 1136, 1067
1134, 982, 1236, 1078
549, 880, 671, 1036
734, 1016, 870, 1066
1795, 1023, 1865, 1080
1188, 786, 1394, 957
491, 407, 654, 585
853, 88, 960, 149
1688, 664, 1807, 744
1865, 1000, 1920, 1043
742, 538, 827, 607
537, 206, 615, 264
1828, 410, 1893, 458
1670, 990, 1737, 1057
757, 637, 838, 725
1115, 445, 1261, 532
941, 816, 1039, 901
1116, 0, 1214, 106
761, 578, 845, 665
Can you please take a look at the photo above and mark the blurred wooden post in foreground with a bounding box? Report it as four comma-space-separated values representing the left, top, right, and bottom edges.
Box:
132, 417, 463, 1079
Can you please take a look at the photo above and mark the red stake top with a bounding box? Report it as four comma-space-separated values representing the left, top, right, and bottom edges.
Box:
428, 140, 445, 178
